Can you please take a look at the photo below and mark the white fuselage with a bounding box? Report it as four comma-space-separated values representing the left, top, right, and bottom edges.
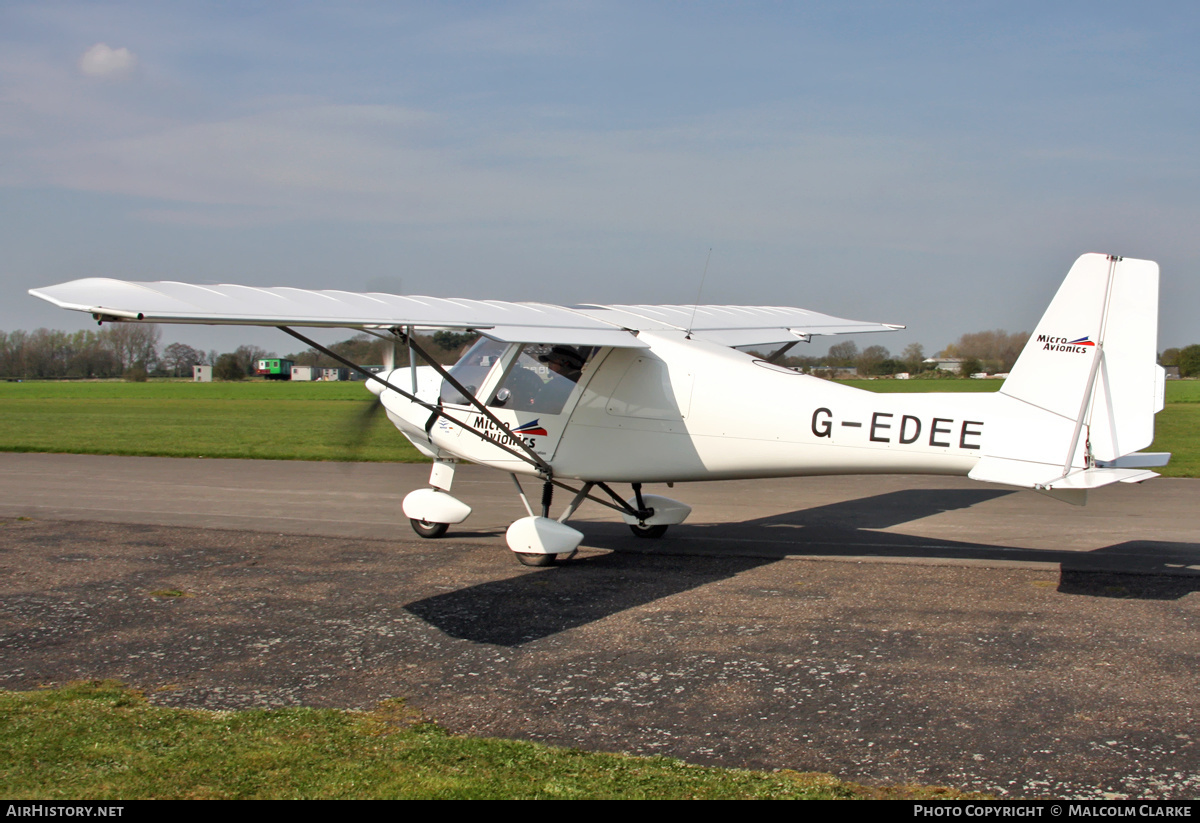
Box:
379, 331, 1046, 484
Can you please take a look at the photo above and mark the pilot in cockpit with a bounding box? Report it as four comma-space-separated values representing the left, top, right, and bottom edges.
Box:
536, 346, 586, 412
539, 346, 585, 382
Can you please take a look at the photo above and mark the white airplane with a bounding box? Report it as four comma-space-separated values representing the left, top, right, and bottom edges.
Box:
31, 253, 1168, 565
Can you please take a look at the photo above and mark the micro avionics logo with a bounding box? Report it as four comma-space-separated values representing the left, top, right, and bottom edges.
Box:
1038, 334, 1096, 354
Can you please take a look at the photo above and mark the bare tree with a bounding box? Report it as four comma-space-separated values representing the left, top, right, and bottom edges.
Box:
826, 340, 859, 366
942, 329, 1028, 373
233, 345, 270, 376
901, 342, 925, 373
162, 342, 205, 377
102, 323, 161, 371
857, 344, 890, 375
1, 328, 122, 378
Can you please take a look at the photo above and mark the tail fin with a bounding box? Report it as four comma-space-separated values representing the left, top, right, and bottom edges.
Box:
968, 254, 1167, 502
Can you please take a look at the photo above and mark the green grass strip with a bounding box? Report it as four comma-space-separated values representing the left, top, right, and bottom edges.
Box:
0, 682, 980, 800
0, 381, 423, 462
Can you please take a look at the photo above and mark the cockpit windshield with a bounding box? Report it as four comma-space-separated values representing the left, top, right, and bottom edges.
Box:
439, 337, 507, 405
488, 344, 595, 416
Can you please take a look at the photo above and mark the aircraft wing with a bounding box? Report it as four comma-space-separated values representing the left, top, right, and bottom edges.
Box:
579, 304, 903, 347
29, 277, 902, 349
29, 278, 647, 348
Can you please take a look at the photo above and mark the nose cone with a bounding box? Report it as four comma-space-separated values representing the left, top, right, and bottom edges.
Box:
366, 368, 396, 396
366, 365, 440, 403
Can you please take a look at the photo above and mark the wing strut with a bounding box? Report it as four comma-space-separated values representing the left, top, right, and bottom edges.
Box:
278, 326, 551, 475
764, 340, 800, 363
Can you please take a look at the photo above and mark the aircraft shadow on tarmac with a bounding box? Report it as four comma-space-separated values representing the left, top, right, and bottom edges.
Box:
595, 488, 1200, 583
405, 488, 1200, 645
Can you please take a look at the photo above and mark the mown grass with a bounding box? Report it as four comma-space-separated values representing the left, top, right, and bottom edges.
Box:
1146, 403, 1200, 477
835, 378, 1004, 393
0, 380, 423, 462
0, 379, 1195, 475
0, 682, 980, 800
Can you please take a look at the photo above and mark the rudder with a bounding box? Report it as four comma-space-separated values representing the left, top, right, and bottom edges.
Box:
1000, 253, 1162, 463
968, 254, 1166, 502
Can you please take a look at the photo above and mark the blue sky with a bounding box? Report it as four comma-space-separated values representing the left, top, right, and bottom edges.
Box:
3, 1, 1198, 355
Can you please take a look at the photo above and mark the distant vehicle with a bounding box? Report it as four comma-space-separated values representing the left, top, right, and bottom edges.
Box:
255, 358, 294, 380
31, 253, 1168, 566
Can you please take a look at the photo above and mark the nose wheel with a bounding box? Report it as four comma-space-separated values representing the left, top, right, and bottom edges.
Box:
410, 518, 449, 538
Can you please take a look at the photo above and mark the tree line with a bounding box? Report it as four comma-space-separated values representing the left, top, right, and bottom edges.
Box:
0, 326, 477, 380
1, 326, 167, 380
4, 324, 1198, 380
774, 331, 1200, 378
761, 330, 1032, 377
1159, 346, 1200, 377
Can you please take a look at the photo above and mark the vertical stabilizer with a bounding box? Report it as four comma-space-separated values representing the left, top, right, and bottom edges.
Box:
968, 254, 1166, 500
1000, 254, 1160, 463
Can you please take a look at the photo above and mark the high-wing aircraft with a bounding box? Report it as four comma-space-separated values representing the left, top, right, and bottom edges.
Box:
30, 253, 1168, 565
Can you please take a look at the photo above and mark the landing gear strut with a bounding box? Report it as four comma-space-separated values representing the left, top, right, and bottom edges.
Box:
515, 481, 564, 565
402, 461, 471, 539
505, 477, 584, 566
618, 482, 691, 538
627, 483, 667, 538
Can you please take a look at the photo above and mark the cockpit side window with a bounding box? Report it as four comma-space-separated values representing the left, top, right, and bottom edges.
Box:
439, 337, 508, 405
489, 344, 595, 415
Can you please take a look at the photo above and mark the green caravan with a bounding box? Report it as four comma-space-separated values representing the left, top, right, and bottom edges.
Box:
255, 358, 295, 380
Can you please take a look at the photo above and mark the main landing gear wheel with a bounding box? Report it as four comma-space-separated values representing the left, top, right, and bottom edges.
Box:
410, 519, 449, 538
629, 523, 668, 539
515, 549, 578, 567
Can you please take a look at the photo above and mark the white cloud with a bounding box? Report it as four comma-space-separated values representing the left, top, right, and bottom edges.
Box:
78, 43, 137, 78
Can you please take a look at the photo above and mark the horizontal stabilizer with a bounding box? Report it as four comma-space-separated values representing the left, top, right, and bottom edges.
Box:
1095, 452, 1171, 469
1053, 468, 1159, 488
969, 455, 1158, 491
969, 456, 1066, 488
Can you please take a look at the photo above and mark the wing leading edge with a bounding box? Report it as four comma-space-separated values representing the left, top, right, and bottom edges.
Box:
30, 277, 902, 349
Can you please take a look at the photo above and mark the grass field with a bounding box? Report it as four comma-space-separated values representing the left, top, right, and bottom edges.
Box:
0, 378, 1196, 475
0, 380, 424, 462
0, 681, 978, 800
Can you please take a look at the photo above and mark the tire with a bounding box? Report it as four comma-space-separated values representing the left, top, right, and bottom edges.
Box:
410, 518, 449, 538
629, 523, 668, 539
515, 552, 557, 567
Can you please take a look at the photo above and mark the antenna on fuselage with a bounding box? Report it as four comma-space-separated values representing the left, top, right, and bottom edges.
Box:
685, 247, 713, 340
